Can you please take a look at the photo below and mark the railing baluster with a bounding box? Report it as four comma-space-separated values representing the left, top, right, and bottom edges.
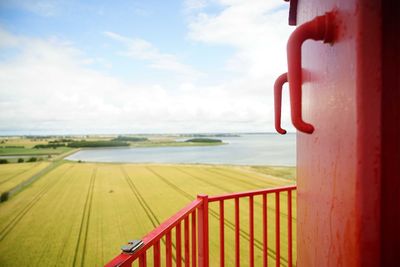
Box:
287, 190, 293, 267
263, 194, 268, 267
184, 217, 190, 267
192, 211, 197, 267
249, 196, 254, 267
154, 240, 161, 267
176, 222, 182, 267
235, 198, 240, 267
219, 200, 225, 267
139, 252, 147, 267
197, 195, 209, 267
166, 232, 172, 267
275, 192, 280, 267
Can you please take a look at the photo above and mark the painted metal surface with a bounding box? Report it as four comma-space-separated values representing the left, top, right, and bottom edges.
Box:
294, 0, 382, 266
381, 1, 400, 264
105, 185, 296, 267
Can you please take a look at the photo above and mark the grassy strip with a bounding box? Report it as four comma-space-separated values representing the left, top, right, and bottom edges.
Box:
0, 165, 74, 241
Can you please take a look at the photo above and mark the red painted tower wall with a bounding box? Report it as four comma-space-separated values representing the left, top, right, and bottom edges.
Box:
291, 0, 399, 266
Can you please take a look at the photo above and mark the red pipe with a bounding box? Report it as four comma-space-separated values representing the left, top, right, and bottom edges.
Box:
235, 198, 240, 267
176, 223, 182, 267
192, 212, 197, 267
166, 231, 172, 267
184, 217, 190, 267
249, 196, 255, 267
219, 200, 225, 267
287, 12, 335, 133
139, 253, 146, 267
262, 194, 268, 267
287, 190, 293, 267
274, 73, 288, 134
275, 192, 280, 267
154, 241, 161, 267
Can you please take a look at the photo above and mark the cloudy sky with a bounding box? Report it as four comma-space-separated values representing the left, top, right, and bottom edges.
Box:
0, 0, 294, 135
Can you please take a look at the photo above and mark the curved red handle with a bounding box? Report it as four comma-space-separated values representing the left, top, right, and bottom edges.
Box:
274, 73, 288, 135
287, 12, 335, 134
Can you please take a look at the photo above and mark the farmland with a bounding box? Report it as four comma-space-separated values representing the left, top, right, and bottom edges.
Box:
0, 162, 50, 197
0, 162, 296, 266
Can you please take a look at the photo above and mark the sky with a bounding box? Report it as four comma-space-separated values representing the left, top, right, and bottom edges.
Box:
0, 0, 295, 135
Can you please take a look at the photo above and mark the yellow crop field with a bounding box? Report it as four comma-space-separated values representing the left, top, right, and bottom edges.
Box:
0, 163, 296, 266
0, 162, 50, 194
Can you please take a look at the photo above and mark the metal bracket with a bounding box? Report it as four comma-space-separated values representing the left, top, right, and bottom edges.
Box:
121, 240, 144, 254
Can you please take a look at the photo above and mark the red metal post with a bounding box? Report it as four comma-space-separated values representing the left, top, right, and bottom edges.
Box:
235, 198, 240, 267
176, 222, 182, 267
184, 217, 190, 267
262, 194, 268, 267
219, 200, 225, 267
192, 211, 197, 267
166, 232, 172, 267
249, 196, 254, 267
197, 194, 209, 267
154, 240, 161, 267
287, 190, 292, 267
275, 192, 280, 267
139, 253, 147, 267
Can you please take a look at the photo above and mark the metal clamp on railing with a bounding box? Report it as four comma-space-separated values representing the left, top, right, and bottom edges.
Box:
121, 240, 143, 254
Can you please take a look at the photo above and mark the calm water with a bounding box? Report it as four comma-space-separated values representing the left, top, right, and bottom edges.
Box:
66, 134, 296, 166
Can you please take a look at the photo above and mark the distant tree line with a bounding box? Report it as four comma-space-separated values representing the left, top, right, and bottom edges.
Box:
67, 141, 130, 148
185, 138, 222, 143
112, 136, 148, 142
34, 144, 65, 149
0, 157, 40, 164
49, 139, 74, 143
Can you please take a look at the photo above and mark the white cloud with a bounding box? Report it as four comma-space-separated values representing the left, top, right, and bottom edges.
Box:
104, 31, 203, 80
0, 27, 291, 134
183, 0, 295, 131
0, 0, 296, 134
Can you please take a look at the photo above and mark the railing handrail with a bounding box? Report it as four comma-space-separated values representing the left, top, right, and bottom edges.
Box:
208, 185, 296, 202
105, 199, 203, 267
105, 185, 297, 267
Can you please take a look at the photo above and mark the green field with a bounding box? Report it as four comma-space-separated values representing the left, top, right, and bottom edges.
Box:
0, 162, 50, 195
0, 163, 296, 266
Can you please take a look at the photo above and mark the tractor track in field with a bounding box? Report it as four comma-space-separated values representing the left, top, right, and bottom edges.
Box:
0, 164, 74, 242
0, 163, 41, 186
175, 167, 293, 220
72, 167, 97, 267
120, 166, 160, 228
214, 167, 290, 187
147, 167, 289, 266
121, 166, 180, 263
204, 168, 279, 191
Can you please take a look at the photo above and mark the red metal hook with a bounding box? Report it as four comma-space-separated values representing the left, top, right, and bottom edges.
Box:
274, 73, 288, 135
287, 12, 335, 134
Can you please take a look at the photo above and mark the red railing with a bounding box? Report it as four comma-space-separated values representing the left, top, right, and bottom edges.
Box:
105, 185, 296, 267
